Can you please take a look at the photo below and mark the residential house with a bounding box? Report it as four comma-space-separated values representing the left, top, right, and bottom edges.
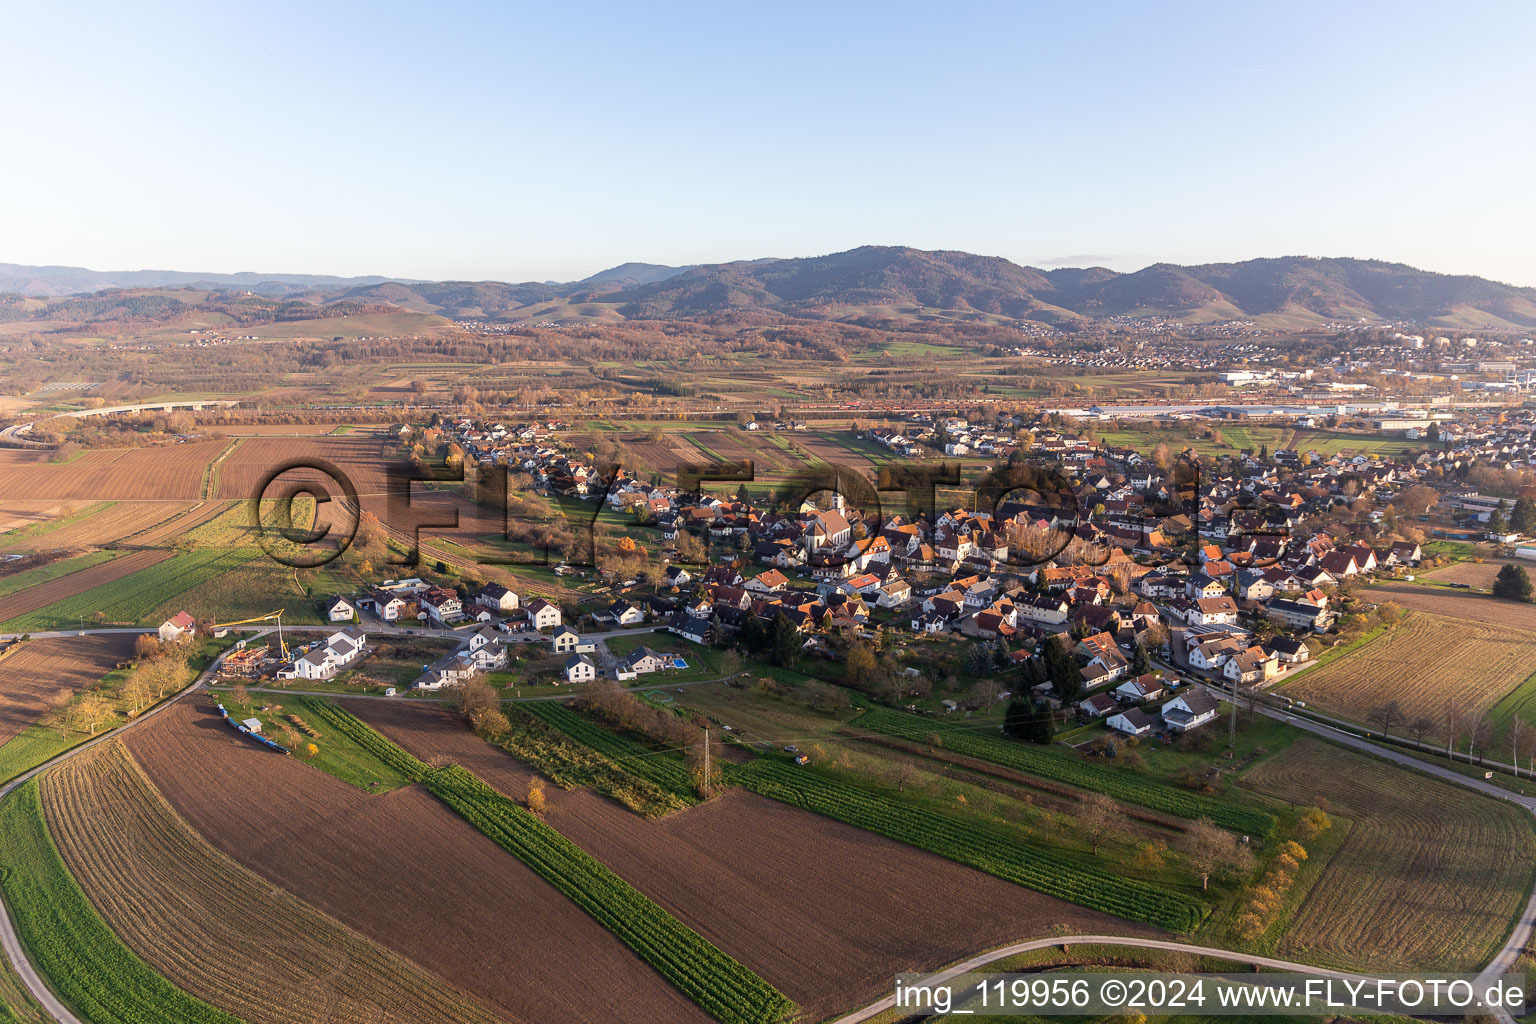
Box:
526, 598, 563, 631
323, 596, 358, 622
1161, 688, 1219, 732
158, 612, 196, 643
421, 587, 464, 624
550, 625, 594, 653
623, 646, 670, 675
1107, 707, 1154, 736
565, 654, 597, 683
1269, 636, 1312, 664
1190, 596, 1239, 626
1079, 693, 1117, 718
477, 582, 520, 613
1113, 674, 1167, 702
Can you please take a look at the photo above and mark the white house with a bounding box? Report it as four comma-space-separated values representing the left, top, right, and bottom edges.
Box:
526, 599, 562, 631
1079, 693, 1117, 718
1161, 688, 1219, 732
477, 582, 520, 613
565, 654, 597, 683
1190, 596, 1239, 626
158, 612, 196, 643
1106, 707, 1153, 736
323, 596, 358, 622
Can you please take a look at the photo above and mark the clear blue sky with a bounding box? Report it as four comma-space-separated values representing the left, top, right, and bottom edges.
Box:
5, 0, 1534, 285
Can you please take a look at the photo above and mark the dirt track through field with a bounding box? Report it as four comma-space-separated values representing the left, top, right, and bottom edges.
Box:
124, 700, 711, 1024
0, 634, 135, 745
347, 700, 1153, 1021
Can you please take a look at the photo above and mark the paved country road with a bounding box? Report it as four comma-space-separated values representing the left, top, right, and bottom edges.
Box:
829, 934, 1408, 1024
1, 630, 1532, 1024
0, 635, 242, 1024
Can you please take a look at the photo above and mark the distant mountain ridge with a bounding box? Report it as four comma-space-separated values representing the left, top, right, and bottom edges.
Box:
0, 263, 426, 298
4, 248, 1534, 329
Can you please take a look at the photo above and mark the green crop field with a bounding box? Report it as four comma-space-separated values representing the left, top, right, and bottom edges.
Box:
0, 551, 119, 599
0, 548, 258, 632
522, 702, 697, 798
855, 708, 1275, 836
0, 781, 243, 1024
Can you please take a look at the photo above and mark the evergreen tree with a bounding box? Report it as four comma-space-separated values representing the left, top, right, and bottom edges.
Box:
1003, 697, 1032, 738
1028, 699, 1057, 744
1493, 564, 1534, 603
735, 483, 751, 505
1045, 634, 1082, 702
1130, 638, 1150, 676
739, 613, 769, 655
1513, 497, 1536, 535
771, 612, 799, 667
1489, 499, 1511, 534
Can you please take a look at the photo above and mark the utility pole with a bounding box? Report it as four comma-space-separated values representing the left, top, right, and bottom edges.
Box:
1229, 674, 1239, 749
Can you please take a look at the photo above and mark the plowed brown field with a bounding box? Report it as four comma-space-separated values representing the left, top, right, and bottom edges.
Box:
124, 700, 711, 1024
0, 549, 172, 623
216, 436, 398, 500
1370, 579, 1536, 631
42, 741, 513, 1024
0, 443, 227, 500
0, 634, 136, 745
347, 700, 1152, 1021
3, 501, 197, 552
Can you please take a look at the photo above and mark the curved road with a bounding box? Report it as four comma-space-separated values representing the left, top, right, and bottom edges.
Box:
1, 630, 1532, 1024
0, 636, 243, 1024
831, 934, 1405, 1024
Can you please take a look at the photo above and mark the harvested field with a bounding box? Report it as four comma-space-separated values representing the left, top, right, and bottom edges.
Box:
2, 501, 196, 552
1281, 612, 1536, 722
124, 701, 711, 1024
346, 700, 1152, 1021
0, 443, 226, 500
688, 431, 789, 473
615, 438, 685, 476
0, 500, 65, 534
0, 548, 173, 625
797, 431, 880, 473
1424, 558, 1527, 589
42, 741, 510, 1024
1368, 579, 1536, 631
1241, 738, 1534, 970
0, 634, 136, 746
129, 499, 233, 547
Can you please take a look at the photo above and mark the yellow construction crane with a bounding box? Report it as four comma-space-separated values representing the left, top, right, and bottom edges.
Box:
210, 609, 289, 660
